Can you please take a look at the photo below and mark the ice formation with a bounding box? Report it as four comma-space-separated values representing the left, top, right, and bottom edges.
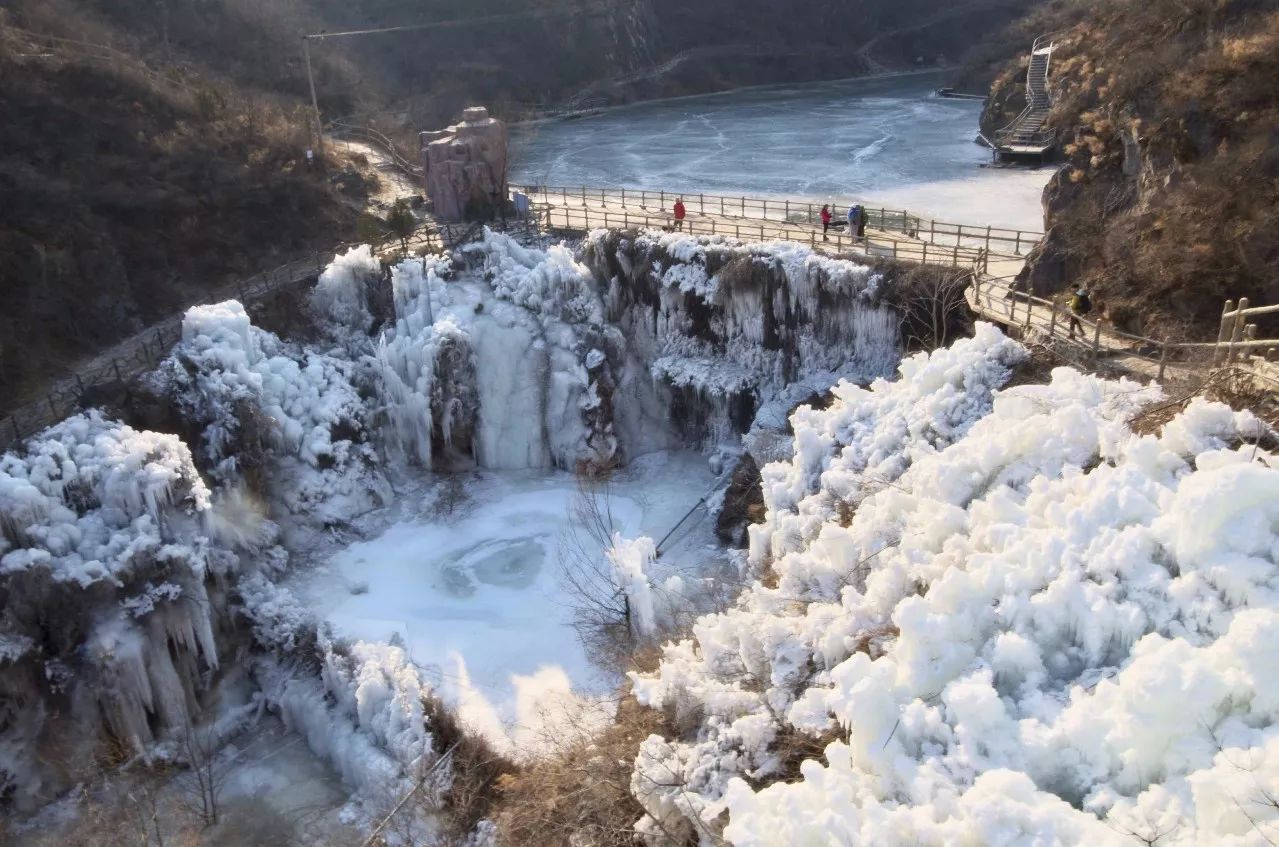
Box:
627, 324, 1279, 846
0, 413, 223, 807
0, 227, 911, 821
160, 296, 391, 524
588, 229, 900, 436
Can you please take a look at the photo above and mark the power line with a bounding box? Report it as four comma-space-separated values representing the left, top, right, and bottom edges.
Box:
303, 2, 613, 41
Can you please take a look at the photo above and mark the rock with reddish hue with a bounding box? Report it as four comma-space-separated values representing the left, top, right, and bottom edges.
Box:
420, 106, 509, 222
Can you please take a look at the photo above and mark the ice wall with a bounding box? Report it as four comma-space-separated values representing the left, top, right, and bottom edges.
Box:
362, 234, 621, 472
0, 413, 227, 809
626, 326, 1279, 846
581, 229, 903, 452
156, 296, 392, 525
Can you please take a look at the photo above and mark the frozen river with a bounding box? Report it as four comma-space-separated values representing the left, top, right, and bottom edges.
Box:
512, 71, 1054, 231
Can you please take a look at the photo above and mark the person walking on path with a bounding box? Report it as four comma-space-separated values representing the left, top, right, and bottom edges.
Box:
847, 204, 860, 241
673, 197, 687, 231
821, 204, 833, 241
1067, 287, 1092, 340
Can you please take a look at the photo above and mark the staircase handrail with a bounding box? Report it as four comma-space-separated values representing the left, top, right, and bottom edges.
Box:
994, 31, 1066, 146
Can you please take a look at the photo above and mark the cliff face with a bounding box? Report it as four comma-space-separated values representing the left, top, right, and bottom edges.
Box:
979, 0, 1279, 339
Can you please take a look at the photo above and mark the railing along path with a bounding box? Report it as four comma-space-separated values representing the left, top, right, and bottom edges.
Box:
515, 183, 1043, 258
971, 275, 1279, 384
0, 221, 488, 450
538, 203, 992, 272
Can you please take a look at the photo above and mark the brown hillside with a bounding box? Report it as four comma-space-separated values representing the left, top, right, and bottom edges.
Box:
979, 0, 1279, 341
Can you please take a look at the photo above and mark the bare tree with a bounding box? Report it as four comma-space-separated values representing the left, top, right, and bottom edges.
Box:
897, 268, 973, 350
176, 723, 230, 828
557, 473, 636, 665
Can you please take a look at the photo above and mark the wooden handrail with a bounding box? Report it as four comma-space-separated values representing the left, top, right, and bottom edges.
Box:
513, 183, 1044, 256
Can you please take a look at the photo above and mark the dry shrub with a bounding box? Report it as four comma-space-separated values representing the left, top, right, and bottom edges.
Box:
491, 690, 674, 847
422, 695, 517, 842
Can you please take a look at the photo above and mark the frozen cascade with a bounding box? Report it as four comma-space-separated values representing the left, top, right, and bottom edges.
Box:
357, 228, 910, 470
0, 414, 231, 809
2, 225, 914, 818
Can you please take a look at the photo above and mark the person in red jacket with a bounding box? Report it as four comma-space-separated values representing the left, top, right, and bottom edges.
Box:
673, 197, 687, 230
820, 204, 833, 241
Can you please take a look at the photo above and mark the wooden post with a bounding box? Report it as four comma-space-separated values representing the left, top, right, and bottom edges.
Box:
740, 197, 746, 216
1049, 300, 1058, 337
581, 186, 587, 206
621, 187, 626, 205
811, 230, 816, 248
1014, 231, 1021, 255
785, 199, 790, 220
1157, 341, 1170, 381
721, 196, 725, 215
985, 225, 991, 254
1214, 299, 1235, 366
922, 242, 928, 265
735, 223, 740, 239
661, 190, 666, 210
1092, 319, 1103, 361
1228, 297, 1250, 364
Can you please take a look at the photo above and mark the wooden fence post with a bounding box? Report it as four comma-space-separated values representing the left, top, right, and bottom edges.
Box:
1048, 300, 1058, 337
1157, 341, 1170, 381
1091, 320, 1103, 361
1213, 299, 1235, 367
1228, 297, 1250, 364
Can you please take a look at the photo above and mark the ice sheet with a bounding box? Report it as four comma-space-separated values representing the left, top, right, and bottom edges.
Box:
291, 452, 723, 749
513, 71, 1055, 231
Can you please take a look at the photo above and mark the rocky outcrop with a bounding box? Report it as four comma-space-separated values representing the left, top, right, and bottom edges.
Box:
979, 2, 1279, 338
421, 107, 510, 223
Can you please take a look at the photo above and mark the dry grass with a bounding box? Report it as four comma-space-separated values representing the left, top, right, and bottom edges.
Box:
983, 0, 1279, 340
491, 690, 675, 847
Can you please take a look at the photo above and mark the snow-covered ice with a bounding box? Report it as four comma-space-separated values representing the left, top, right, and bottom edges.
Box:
289, 452, 724, 754
513, 72, 1055, 231
626, 324, 1279, 846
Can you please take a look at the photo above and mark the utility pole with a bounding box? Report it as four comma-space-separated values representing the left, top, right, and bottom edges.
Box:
302, 35, 324, 159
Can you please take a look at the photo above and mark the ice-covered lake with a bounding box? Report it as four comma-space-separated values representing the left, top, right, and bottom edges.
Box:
512, 71, 1055, 231
291, 452, 725, 751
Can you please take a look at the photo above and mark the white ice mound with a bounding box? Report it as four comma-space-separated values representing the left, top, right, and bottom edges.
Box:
166, 299, 389, 522
0, 411, 211, 586
628, 325, 1279, 846
0, 413, 226, 806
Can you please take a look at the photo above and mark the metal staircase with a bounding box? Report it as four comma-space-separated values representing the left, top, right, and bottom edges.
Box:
994, 32, 1061, 158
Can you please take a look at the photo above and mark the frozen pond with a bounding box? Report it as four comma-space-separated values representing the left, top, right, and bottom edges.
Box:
512, 71, 1054, 231
291, 452, 724, 750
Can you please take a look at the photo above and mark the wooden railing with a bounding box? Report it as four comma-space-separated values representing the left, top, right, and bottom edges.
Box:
972, 275, 1279, 381
514, 184, 1044, 257
539, 203, 991, 271
0, 220, 487, 451
329, 122, 424, 180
